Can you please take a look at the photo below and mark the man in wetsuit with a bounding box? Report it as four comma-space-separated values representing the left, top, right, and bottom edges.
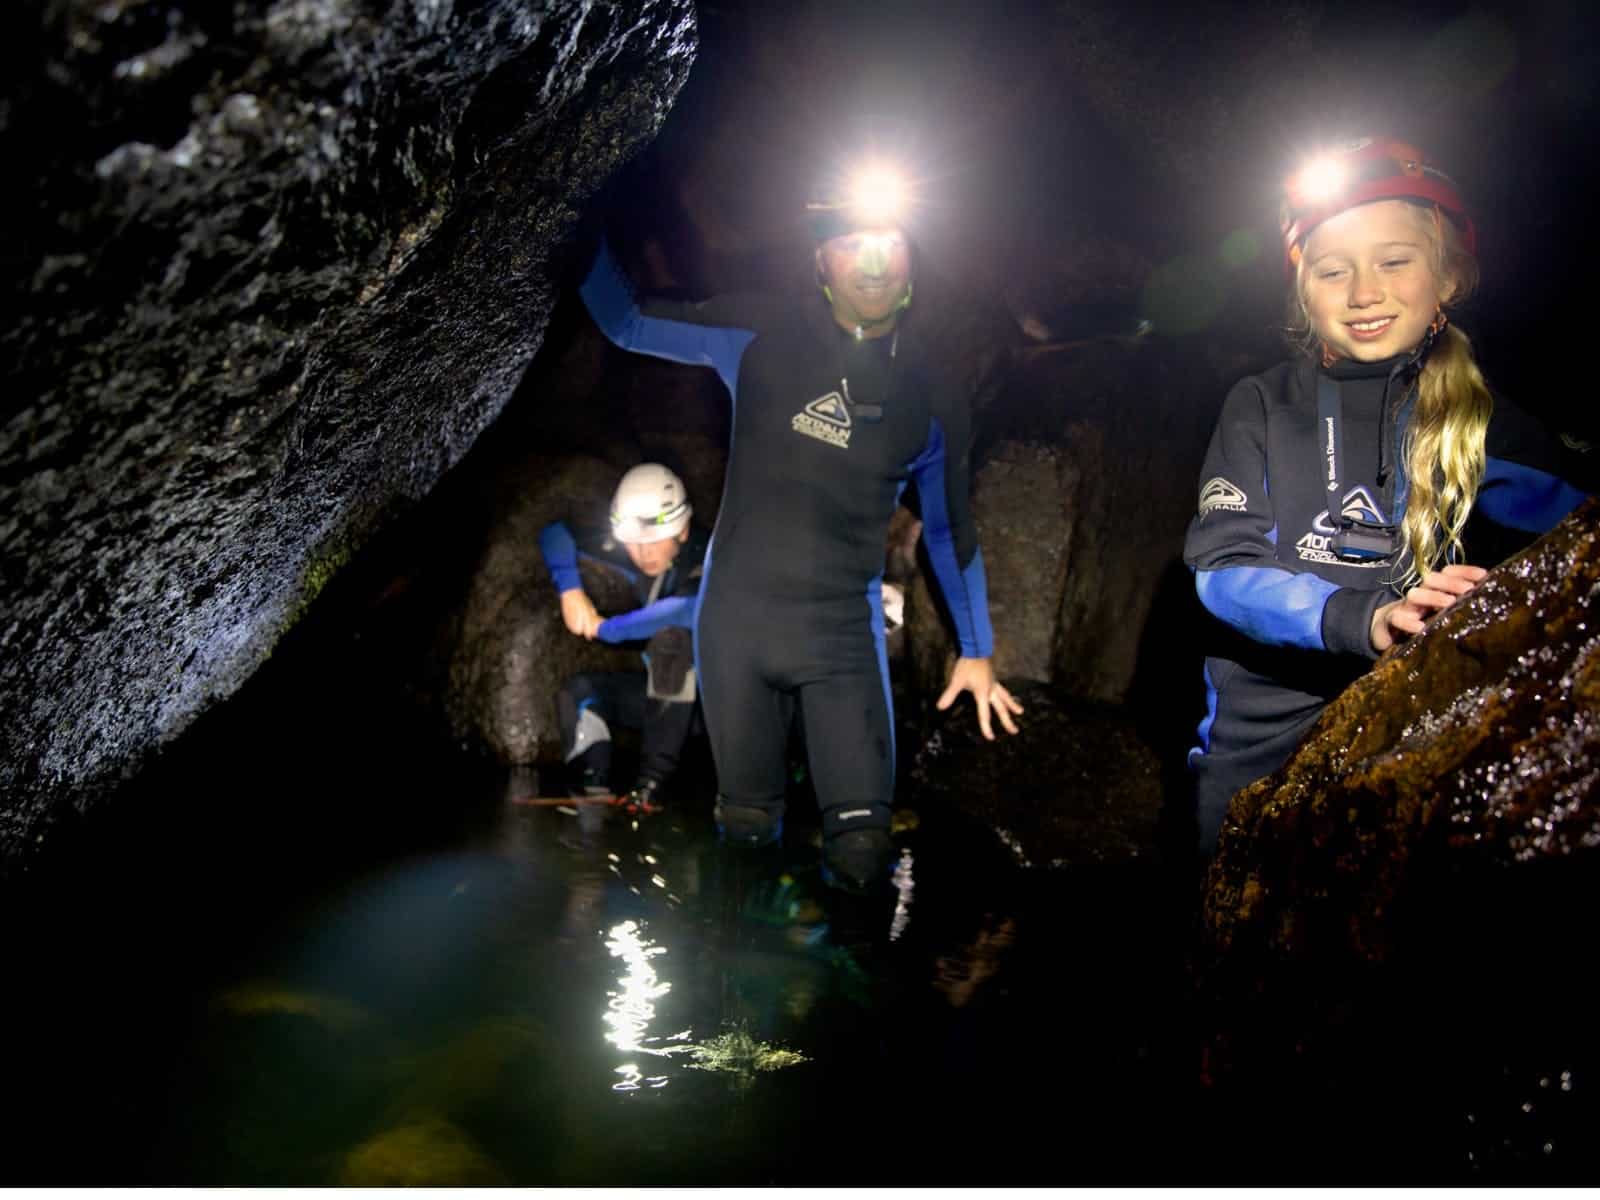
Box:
539, 462, 707, 812
578, 162, 1023, 891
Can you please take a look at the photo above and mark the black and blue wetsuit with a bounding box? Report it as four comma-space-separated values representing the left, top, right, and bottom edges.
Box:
579, 243, 994, 846
1184, 351, 1589, 849
538, 519, 708, 789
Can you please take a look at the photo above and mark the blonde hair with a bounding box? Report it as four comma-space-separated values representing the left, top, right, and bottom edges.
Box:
1287, 202, 1494, 588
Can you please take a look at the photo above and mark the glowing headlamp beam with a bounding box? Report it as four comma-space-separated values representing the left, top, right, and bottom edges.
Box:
847, 164, 909, 225
1291, 156, 1348, 207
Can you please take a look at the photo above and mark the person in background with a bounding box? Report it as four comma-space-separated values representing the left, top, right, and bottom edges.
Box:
577, 159, 1022, 892
1184, 137, 1590, 854
539, 462, 707, 813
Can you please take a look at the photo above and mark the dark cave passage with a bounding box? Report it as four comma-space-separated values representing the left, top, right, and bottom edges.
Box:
5, 0, 1600, 1186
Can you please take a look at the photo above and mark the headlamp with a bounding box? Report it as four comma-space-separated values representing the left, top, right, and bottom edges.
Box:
1332, 515, 1400, 562
1287, 155, 1349, 208
806, 159, 915, 242
845, 164, 909, 226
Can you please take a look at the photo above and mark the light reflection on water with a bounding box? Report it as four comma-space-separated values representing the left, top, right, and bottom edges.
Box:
890, 849, 915, 941
602, 917, 693, 1092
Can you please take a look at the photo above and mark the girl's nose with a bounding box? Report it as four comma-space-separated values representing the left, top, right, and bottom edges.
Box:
1349, 265, 1383, 307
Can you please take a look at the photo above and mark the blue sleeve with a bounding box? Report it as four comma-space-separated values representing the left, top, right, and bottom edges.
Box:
596, 595, 697, 645
1476, 456, 1587, 533
579, 240, 759, 396
537, 521, 583, 593
1195, 567, 1341, 652
911, 418, 994, 658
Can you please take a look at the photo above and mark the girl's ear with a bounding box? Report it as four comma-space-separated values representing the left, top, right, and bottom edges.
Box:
1436, 269, 1460, 307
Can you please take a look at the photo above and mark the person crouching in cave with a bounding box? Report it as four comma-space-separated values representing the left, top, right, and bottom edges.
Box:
539, 462, 708, 814
1184, 137, 1591, 855
576, 160, 1023, 893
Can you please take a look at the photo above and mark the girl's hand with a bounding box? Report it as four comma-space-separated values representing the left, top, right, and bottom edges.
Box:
1370, 564, 1489, 652
936, 657, 1024, 741
559, 588, 603, 640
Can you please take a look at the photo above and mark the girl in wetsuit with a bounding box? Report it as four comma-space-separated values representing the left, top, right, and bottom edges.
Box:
1184, 137, 1589, 852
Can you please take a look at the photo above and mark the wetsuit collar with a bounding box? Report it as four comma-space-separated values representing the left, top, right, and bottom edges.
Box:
1323, 351, 1411, 380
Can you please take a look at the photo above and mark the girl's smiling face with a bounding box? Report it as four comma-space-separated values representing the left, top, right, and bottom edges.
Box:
1300, 199, 1453, 362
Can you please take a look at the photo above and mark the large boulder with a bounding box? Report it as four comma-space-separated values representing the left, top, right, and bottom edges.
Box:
906, 680, 1165, 868
899, 336, 1225, 728
0, 0, 696, 873
1198, 499, 1600, 1177
1204, 499, 1600, 953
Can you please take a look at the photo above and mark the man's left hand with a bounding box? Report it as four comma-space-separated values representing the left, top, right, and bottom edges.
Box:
936, 657, 1023, 741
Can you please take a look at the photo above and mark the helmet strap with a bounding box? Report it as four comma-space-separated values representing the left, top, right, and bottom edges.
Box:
1414, 306, 1449, 363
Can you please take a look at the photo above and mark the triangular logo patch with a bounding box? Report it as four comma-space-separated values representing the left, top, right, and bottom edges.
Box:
1314, 485, 1388, 534
804, 392, 851, 428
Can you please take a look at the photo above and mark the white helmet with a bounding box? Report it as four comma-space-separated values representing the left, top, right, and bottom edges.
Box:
610, 463, 692, 544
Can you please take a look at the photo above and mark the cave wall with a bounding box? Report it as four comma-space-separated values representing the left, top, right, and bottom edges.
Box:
0, 0, 696, 872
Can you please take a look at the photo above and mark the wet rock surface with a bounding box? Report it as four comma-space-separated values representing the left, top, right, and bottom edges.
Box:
1203, 498, 1600, 951
906, 680, 1167, 867
900, 335, 1222, 734
0, 0, 696, 870
1197, 499, 1600, 1179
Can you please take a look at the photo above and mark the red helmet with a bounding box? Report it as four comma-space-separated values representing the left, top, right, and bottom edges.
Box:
1279, 137, 1476, 272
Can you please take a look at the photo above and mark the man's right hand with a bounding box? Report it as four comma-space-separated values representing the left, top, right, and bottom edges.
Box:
560, 588, 604, 640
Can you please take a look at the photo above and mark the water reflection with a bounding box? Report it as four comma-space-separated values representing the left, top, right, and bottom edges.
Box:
132, 786, 1032, 1183
890, 848, 915, 942
602, 918, 692, 1092
932, 913, 1017, 1009
686, 1024, 807, 1089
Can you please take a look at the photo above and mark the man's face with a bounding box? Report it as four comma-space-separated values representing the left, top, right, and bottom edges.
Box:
1300, 199, 1449, 363
816, 226, 912, 329
623, 530, 686, 577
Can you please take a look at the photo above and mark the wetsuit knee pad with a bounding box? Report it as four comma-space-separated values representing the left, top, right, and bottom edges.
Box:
713, 799, 783, 848
822, 828, 893, 894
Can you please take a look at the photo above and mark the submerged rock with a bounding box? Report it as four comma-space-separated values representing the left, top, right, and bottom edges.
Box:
0, 0, 697, 871
341, 1114, 507, 1187
217, 982, 371, 1033
907, 681, 1166, 867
